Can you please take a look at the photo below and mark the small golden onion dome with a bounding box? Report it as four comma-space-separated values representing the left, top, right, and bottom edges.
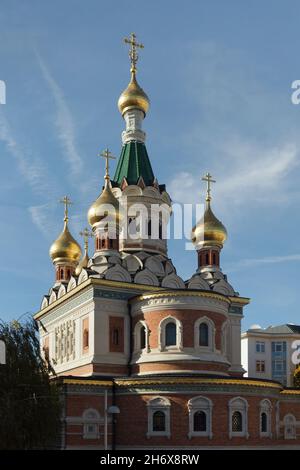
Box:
75, 251, 89, 275
118, 71, 150, 116
192, 202, 227, 249
49, 222, 82, 264
87, 180, 122, 228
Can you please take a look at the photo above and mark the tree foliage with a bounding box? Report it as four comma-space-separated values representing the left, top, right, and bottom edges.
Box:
0, 319, 61, 449
294, 365, 300, 388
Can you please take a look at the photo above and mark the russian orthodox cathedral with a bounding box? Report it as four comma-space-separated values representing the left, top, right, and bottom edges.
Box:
35, 34, 300, 449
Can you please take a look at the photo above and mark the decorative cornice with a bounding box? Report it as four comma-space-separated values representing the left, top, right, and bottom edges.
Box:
280, 389, 300, 396
35, 278, 249, 321
34, 277, 161, 320
114, 377, 282, 389
63, 379, 113, 387
228, 296, 250, 306
132, 290, 231, 305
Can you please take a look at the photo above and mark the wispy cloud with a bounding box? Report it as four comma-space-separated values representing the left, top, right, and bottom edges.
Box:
0, 111, 58, 235
168, 140, 299, 209
28, 203, 57, 238
227, 254, 300, 273
36, 51, 83, 178
168, 41, 300, 214
0, 111, 49, 196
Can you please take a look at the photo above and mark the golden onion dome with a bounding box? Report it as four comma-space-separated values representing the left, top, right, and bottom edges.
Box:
192, 202, 227, 249
49, 222, 82, 264
87, 179, 122, 228
118, 71, 149, 116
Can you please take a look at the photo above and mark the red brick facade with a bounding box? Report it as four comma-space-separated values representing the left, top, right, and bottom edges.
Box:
60, 378, 300, 449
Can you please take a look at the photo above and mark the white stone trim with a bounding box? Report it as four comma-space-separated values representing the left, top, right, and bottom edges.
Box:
82, 408, 101, 440
194, 316, 216, 352
147, 397, 171, 438
284, 414, 297, 440
259, 399, 272, 438
131, 295, 229, 317
228, 397, 249, 439
187, 396, 213, 439
158, 316, 183, 352
133, 320, 149, 353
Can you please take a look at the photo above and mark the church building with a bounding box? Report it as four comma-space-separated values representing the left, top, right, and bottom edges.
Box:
34, 34, 300, 449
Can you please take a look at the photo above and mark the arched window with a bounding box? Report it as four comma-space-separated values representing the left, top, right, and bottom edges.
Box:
134, 321, 148, 352
188, 396, 213, 438
83, 409, 100, 439
193, 411, 207, 432
140, 326, 146, 350
159, 317, 182, 351
153, 411, 166, 432
199, 323, 209, 347
261, 412, 267, 433
165, 322, 176, 346
232, 411, 243, 432
205, 253, 209, 265
212, 253, 216, 265
194, 317, 215, 351
147, 397, 171, 437
260, 399, 272, 437
67, 269, 71, 278
229, 397, 248, 438
60, 268, 64, 279
284, 414, 296, 440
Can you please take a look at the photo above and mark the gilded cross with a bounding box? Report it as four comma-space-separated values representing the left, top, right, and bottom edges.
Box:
80, 227, 93, 252
202, 173, 216, 202
124, 33, 144, 72
99, 148, 116, 180
59, 195, 73, 222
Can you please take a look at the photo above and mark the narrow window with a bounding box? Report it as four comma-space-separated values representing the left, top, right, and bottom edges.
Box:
232, 411, 243, 432
212, 253, 216, 265
165, 322, 176, 346
193, 411, 207, 432
113, 329, 119, 346
159, 222, 163, 240
153, 411, 166, 432
148, 219, 152, 238
140, 326, 146, 349
261, 412, 268, 433
83, 328, 89, 349
199, 323, 209, 347
205, 253, 209, 265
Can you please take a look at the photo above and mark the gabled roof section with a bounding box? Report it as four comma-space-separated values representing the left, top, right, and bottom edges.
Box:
248, 324, 300, 335
113, 141, 155, 187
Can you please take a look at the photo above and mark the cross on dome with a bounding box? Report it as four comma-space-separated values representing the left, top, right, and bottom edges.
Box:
124, 33, 144, 73
202, 172, 216, 202
59, 195, 73, 222
99, 148, 116, 181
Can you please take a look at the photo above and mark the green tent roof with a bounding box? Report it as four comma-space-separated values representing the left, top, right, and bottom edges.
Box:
113, 141, 155, 187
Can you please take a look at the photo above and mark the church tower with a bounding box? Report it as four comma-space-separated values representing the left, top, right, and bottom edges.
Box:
32, 34, 300, 451
112, 33, 172, 257
49, 196, 82, 284
36, 33, 248, 380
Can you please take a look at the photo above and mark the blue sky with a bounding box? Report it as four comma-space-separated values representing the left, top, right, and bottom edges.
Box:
0, 0, 300, 331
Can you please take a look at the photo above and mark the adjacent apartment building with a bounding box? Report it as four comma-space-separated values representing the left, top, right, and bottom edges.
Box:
241, 324, 300, 386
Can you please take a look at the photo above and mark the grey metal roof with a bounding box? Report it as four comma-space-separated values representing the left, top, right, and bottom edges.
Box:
248, 324, 300, 335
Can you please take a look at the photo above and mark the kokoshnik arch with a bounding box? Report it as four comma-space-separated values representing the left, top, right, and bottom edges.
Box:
34, 33, 300, 449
